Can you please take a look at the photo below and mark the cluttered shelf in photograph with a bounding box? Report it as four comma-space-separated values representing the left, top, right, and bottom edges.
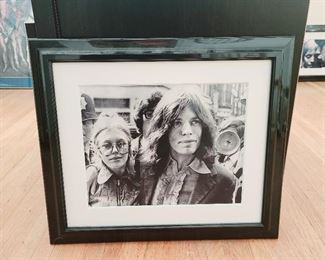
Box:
28, 37, 294, 243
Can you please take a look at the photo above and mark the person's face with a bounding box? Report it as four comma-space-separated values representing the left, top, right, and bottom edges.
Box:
303, 40, 320, 68
82, 120, 94, 145
318, 46, 325, 63
142, 110, 153, 137
168, 106, 202, 156
95, 128, 129, 173
304, 49, 316, 68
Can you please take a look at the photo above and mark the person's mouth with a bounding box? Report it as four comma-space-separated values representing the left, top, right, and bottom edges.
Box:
110, 156, 122, 161
178, 140, 197, 144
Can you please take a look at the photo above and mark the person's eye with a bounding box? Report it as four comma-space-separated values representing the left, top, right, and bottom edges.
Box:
191, 119, 201, 126
102, 143, 112, 150
117, 141, 125, 148
144, 111, 153, 119
173, 120, 182, 128
306, 55, 312, 59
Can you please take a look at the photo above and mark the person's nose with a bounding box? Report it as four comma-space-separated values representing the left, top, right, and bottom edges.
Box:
181, 122, 193, 136
111, 144, 119, 154
311, 56, 315, 63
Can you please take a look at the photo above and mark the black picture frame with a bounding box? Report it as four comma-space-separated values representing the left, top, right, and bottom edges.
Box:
27, 0, 309, 170
306, 25, 325, 32
29, 37, 294, 244
299, 25, 325, 81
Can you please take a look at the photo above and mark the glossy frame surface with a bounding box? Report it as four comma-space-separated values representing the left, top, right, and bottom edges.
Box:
29, 37, 294, 244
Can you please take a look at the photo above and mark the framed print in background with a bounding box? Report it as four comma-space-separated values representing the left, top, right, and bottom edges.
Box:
299, 25, 325, 81
299, 0, 325, 81
0, 1, 34, 88
28, 37, 294, 244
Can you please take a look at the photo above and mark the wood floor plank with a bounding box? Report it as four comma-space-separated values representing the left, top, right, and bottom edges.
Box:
0, 82, 324, 260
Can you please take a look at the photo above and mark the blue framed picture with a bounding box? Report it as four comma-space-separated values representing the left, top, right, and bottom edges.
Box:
0, 0, 33, 88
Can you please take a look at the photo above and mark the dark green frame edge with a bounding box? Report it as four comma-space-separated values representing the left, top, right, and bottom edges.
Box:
28, 37, 294, 244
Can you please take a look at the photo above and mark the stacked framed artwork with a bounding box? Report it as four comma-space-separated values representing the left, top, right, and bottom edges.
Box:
28, 0, 309, 244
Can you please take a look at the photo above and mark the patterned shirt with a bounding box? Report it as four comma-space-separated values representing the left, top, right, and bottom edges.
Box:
88, 165, 140, 207
151, 157, 211, 205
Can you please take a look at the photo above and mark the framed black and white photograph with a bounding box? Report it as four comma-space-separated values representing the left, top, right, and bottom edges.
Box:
80, 81, 247, 207
299, 0, 325, 81
299, 26, 325, 80
29, 37, 294, 243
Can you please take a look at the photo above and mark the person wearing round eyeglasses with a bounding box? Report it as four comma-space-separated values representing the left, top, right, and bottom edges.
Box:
139, 87, 236, 205
86, 112, 140, 207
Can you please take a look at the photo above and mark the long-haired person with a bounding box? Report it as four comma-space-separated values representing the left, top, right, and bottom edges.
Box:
139, 86, 236, 205
87, 113, 140, 206
132, 91, 163, 157
301, 39, 320, 68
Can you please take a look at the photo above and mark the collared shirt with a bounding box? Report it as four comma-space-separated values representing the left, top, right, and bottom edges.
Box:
88, 165, 140, 207
151, 157, 211, 205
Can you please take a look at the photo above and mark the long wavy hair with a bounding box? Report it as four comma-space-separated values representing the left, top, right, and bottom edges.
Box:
133, 91, 163, 135
139, 86, 217, 173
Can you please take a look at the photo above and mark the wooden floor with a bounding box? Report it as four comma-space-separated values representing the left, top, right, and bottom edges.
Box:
0, 82, 324, 260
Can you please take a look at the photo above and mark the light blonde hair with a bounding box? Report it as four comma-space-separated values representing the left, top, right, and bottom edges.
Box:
91, 112, 134, 174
